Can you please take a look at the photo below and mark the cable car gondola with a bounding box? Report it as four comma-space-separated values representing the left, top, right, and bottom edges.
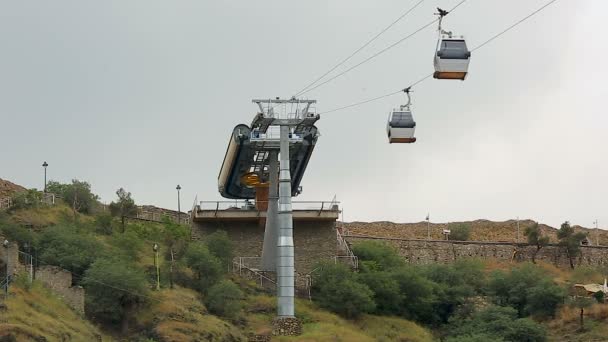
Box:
433, 8, 471, 80
387, 88, 416, 144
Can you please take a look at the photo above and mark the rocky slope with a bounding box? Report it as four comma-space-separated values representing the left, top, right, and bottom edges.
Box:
0, 178, 26, 198
343, 219, 607, 245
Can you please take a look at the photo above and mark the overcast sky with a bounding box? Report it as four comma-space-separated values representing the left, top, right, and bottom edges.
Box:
1, 0, 605, 228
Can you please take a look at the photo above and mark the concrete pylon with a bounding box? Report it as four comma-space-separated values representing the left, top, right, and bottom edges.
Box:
277, 125, 295, 317
261, 151, 278, 271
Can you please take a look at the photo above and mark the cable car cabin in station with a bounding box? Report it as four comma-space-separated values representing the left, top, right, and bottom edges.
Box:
387, 108, 416, 144
434, 35, 471, 80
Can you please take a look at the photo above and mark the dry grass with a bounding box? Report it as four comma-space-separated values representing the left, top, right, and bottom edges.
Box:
244, 296, 435, 342
9, 204, 81, 227
1, 280, 108, 342
135, 286, 245, 342
547, 304, 608, 342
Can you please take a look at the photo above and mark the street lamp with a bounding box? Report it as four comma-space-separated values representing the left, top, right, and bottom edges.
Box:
176, 185, 181, 224
153, 243, 160, 290
3, 239, 9, 297
42, 161, 48, 193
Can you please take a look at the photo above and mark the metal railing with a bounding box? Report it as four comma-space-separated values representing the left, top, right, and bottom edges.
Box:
336, 228, 359, 269
197, 200, 340, 212
1, 274, 12, 298
250, 126, 304, 142
232, 257, 276, 288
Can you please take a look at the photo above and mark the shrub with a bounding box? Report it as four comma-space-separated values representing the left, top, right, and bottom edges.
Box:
448, 306, 546, 342
94, 213, 114, 235
205, 230, 234, 269
184, 243, 224, 293
449, 224, 471, 241
358, 271, 402, 315
9, 189, 43, 211
488, 263, 564, 318
206, 280, 244, 319
38, 225, 105, 281
83, 258, 149, 333
391, 266, 438, 323
312, 262, 375, 318
351, 241, 404, 272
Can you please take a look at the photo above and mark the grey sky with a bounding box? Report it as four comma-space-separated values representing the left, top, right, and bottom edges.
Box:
1, 0, 605, 228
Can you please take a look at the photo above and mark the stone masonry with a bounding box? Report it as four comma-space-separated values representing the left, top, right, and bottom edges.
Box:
193, 220, 336, 275
35, 266, 85, 315
344, 235, 608, 268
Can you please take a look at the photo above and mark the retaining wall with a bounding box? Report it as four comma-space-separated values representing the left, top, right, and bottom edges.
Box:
344, 235, 608, 267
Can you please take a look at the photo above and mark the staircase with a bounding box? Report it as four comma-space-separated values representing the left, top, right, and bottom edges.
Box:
232, 257, 276, 291
336, 226, 359, 269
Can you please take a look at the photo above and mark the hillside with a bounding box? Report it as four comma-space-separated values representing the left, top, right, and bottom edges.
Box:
0, 278, 106, 341
344, 219, 608, 245
0, 178, 26, 198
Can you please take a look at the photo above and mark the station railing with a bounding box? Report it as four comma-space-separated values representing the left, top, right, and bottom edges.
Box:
197, 200, 340, 212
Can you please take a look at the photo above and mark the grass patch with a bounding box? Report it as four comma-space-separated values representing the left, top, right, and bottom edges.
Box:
135, 286, 245, 342
1, 279, 106, 341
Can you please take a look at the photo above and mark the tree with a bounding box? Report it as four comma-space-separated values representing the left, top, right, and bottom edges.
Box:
391, 266, 438, 323
206, 280, 244, 319
162, 218, 190, 288
312, 262, 375, 318
9, 189, 42, 211
184, 243, 224, 293
557, 221, 587, 269
568, 296, 595, 331
38, 225, 104, 281
205, 230, 234, 269
358, 271, 402, 315
449, 223, 471, 241
47, 180, 99, 215
108, 188, 138, 232
422, 260, 486, 323
524, 223, 550, 264
488, 263, 564, 318
82, 258, 149, 333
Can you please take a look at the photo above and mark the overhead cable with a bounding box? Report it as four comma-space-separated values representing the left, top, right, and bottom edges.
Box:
296, 0, 469, 97
293, 0, 428, 97
318, 0, 560, 115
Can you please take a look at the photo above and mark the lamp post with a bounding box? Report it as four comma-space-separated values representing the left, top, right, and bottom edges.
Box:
3, 239, 9, 297
153, 243, 160, 290
42, 161, 48, 193
176, 185, 181, 224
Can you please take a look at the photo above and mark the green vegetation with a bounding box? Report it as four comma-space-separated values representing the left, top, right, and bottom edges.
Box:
206, 279, 244, 319
108, 187, 137, 219
449, 223, 471, 241
46, 179, 99, 214
525, 222, 550, 264
447, 306, 547, 342
83, 258, 150, 333
0, 275, 105, 341
2, 178, 607, 341
557, 221, 588, 269
314, 241, 581, 340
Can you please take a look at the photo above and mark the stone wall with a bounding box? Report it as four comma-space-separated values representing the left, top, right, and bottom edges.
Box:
35, 266, 85, 315
344, 235, 608, 268
193, 220, 336, 275
0, 237, 19, 277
